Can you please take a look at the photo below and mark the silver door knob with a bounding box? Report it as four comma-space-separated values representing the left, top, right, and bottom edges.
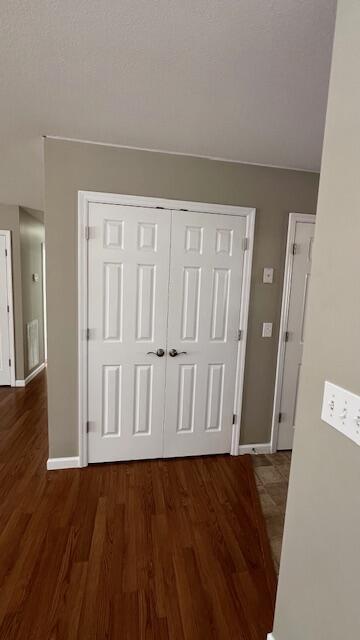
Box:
169, 348, 187, 357
147, 348, 165, 357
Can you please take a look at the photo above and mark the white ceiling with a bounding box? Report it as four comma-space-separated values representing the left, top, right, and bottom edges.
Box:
0, 0, 336, 211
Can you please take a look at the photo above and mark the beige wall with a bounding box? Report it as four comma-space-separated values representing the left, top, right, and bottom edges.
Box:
44, 139, 318, 456
19, 208, 45, 377
272, 2, 360, 638
0, 204, 25, 380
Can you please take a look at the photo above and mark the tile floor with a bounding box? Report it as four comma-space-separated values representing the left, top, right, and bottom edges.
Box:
253, 452, 292, 573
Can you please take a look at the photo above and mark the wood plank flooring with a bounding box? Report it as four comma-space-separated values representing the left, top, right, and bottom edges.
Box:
0, 372, 276, 640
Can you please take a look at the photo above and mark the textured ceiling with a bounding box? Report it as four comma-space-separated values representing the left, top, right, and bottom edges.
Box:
0, 0, 336, 210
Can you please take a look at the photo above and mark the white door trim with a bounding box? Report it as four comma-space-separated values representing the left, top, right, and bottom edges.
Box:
41, 242, 48, 362
77, 191, 255, 467
231, 208, 255, 455
270, 212, 315, 453
0, 230, 16, 387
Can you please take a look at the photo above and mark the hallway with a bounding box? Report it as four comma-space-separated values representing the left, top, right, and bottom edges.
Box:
0, 373, 276, 639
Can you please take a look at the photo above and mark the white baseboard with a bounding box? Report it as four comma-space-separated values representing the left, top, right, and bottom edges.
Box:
25, 362, 46, 384
47, 456, 80, 471
15, 362, 46, 388
267, 634, 276, 640
239, 442, 272, 455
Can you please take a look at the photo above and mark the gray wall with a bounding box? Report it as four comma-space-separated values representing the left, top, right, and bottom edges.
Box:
19, 208, 45, 377
0, 204, 24, 380
44, 139, 319, 456
272, 2, 360, 638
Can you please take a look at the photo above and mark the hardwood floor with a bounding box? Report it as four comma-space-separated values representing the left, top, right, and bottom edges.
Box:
0, 372, 276, 640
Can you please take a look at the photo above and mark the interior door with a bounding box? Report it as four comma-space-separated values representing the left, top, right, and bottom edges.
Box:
163, 211, 247, 457
87, 203, 171, 462
0, 235, 11, 386
277, 219, 315, 450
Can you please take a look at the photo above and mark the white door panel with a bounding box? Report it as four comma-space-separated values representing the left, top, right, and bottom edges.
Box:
0, 235, 11, 386
163, 211, 246, 457
87, 203, 170, 462
87, 204, 248, 463
277, 220, 315, 450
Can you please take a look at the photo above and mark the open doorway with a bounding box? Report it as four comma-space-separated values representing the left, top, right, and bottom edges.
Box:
0, 205, 46, 387
255, 212, 316, 575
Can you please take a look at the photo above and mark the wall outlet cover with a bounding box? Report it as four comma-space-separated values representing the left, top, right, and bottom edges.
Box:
263, 267, 274, 284
262, 322, 273, 338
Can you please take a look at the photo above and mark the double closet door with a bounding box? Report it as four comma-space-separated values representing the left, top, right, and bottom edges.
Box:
87, 203, 247, 463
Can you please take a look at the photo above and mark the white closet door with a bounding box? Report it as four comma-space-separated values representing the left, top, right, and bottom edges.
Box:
277, 220, 315, 450
0, 235, 11, 386
87, 203, 170, 462
163, 211, 247, 457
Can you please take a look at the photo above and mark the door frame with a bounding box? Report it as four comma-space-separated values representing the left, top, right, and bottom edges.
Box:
0, 230, 16, 387
270, 212, 315, 452
41, 242, 48, 362
77, 191, 255, 467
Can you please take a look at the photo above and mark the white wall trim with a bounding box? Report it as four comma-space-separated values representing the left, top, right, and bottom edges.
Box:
270, 212, 316, 453
25, 362, 46, 385
267, 634, 276, 640
239, 442, 272, 455
45, 135, 319, 174
78, 191, 256, 467
0, 230, 16, 387
15, 362, 46, 387
47, 456, 80, 471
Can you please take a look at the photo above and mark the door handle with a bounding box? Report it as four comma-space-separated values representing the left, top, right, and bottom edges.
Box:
169, 348, 187, 357
147, 348, 165, 357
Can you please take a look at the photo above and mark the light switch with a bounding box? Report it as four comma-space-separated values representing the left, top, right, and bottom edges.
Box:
263, 267, 274, 284
321, 381, 360, 446
262, 322, 273, 338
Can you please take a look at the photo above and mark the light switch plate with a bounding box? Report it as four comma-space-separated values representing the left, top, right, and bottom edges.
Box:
321, 381, 360, 445
263, 267, 274, 284
262, 322, 273, 338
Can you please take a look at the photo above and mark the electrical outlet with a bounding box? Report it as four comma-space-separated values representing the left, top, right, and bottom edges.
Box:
262, 322, 273, 338
263, 267, 274, 284
321, 381, 360, 445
